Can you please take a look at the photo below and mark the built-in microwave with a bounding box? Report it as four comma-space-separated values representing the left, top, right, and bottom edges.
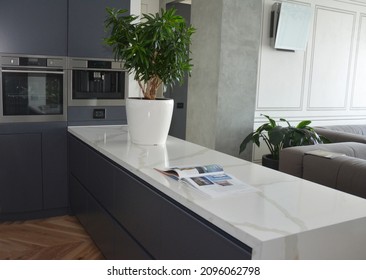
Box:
67, 57, 127, 106
0, 54, 67, 123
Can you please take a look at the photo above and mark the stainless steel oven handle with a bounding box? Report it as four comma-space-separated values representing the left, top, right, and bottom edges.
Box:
1, 69, 64, 75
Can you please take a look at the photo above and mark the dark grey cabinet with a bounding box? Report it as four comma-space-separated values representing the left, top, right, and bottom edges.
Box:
69, 175, 113, 259
70, 173, 152, 260
68, 136, 150, 260
0, 0, 129, 58
0, 134, 43, 213
159, 198, 251, 259
114, 171, 162, 257
88, 150, 115, 213
68, 0, 130, 58
42, 125, 68, 209
69, 175, 89, 227
114, 220, 152, 260
0, 122, 68, 219
0, 0, 67, 56
68, 134, 252, 259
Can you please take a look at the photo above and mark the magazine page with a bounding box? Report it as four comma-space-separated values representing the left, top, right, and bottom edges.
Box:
156, 164, 224, 180
183, 173, 257, 198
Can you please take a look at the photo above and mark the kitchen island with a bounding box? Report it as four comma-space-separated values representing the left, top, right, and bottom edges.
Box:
68, 125, 366, 260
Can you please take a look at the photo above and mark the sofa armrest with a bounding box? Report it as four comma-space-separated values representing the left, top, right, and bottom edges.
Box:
279, 146, 308, 178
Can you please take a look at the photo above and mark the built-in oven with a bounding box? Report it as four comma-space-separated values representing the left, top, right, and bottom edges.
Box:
0, 54, 67, 123
67, 57, 126, 106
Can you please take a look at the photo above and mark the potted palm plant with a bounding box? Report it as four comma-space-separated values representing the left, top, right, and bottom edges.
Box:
239, 115, 329, 169
104, 8, 195, 145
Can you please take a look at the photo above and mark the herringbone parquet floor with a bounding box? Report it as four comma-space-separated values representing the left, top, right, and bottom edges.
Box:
0, 215, 104, 260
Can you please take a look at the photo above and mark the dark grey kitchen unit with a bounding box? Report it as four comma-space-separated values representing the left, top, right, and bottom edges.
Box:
68, 134, 252, 260
0, 0, 129, 57
0, 133, 43, 214
0, 0, 68, 56
68, 0, 130, 58
0, 122, 68, 221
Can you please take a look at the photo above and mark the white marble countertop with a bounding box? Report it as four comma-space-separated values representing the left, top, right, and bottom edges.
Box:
68, 125, 366, 260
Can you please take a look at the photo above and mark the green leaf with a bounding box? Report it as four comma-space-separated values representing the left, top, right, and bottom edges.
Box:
268, 126, 285, 146
279, 118, 291, 127
261, 114, 276, 127
296, 120, 311, 129
253, 133, 260, 147
239, 133, 256, 154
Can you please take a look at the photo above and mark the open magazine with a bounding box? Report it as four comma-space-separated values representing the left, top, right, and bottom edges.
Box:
155, 164, 257, 197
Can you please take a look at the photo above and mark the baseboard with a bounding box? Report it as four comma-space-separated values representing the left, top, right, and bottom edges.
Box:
0, 207, 70, 222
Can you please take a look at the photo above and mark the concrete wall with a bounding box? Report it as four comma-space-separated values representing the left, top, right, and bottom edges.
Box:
186, 0, 262, 160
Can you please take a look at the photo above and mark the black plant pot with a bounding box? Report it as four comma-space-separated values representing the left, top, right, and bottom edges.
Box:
262, 154, 279, 170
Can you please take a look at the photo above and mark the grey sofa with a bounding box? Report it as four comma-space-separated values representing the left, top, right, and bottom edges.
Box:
279, 125, 366, 199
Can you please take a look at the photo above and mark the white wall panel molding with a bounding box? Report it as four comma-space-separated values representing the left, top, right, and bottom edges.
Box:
253, 111, 366, 128
338, 0, 366, 7
307, 6, 356, 110
350, 14, 366, 109
254, 114, 366, 122
256, 1, 308, 110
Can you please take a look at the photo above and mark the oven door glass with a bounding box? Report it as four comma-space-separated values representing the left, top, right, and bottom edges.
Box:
72, 70, 125, 100
2, 70, 63, 116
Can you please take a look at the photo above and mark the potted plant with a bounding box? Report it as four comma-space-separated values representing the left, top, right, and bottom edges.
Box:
104, 8, 195, 145
239, 115, 329, 170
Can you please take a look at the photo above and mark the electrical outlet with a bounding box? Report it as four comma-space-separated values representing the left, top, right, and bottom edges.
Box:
93, 108, 106, 119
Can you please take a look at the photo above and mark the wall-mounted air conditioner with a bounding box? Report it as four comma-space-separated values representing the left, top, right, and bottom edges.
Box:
270, 2, 313, 51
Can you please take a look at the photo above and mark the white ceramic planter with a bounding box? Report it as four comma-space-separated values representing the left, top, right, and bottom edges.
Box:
126, 98, 174, 145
